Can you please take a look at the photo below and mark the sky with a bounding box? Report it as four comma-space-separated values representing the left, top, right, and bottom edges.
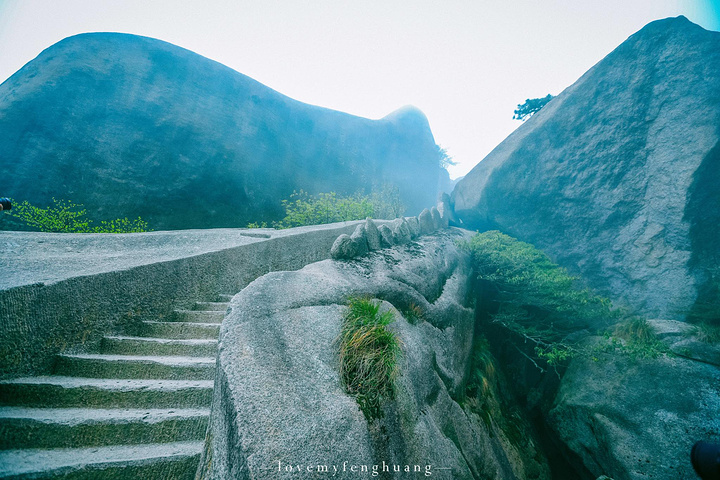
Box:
0, 1, 718, 179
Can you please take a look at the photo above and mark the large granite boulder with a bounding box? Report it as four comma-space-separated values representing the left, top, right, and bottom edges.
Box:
452, 17, 720, 320
198, 231, 550, 479
548, 320, 720, 479
0, 33, 443, 230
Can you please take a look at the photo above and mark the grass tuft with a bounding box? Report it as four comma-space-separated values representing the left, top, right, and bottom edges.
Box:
401, 302, 425, 324
338, 297, 402, 420
603, 317, 667, 359
694, 322, 720, 344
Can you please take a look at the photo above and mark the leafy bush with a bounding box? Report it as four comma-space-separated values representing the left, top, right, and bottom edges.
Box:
460, 231, 619, 368
5, 198, 150, 233
246, 221, 268, 229
337, 298, 402, 420
271, 186, 405, 229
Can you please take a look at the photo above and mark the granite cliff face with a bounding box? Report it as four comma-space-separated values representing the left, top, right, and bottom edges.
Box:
199, 231, 551, 479
0, 33, 443, 230
452, 16, 720, 319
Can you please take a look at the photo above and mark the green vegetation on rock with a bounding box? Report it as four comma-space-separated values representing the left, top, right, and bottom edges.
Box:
5, 198, 150, 233
337, 298, 402, 420
593, 317, 668, 359
694, 321, 720, 343
461, 231, 619, 369
254, 186, 405, 229
512, 94, 554, 121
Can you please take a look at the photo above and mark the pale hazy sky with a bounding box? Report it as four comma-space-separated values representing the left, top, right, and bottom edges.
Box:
0, 1, 718, 178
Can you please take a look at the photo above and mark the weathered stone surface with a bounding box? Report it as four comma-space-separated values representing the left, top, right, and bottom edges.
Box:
364, 218, 382, 250
549, 320, 720, 479
350, 223, 369, 257
378, 224, 395, 247
330, 234, 356, 260
418, 208, 434, 235
0, 33, 443, 230
391, 218, 412, 244
199, 231, 550, 479
437, 193, 454, 227
451, 17, 720, 319
430, 207, 443, 230
405, 216, 420, 238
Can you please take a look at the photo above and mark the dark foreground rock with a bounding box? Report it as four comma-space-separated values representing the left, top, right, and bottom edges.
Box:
198, 231, 550, 479
549, 320, 720, 480
0, 33, 444, 230
452, 16, 720, 319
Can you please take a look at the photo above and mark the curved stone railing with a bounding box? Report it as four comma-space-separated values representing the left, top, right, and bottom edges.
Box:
330, 204, 451, 260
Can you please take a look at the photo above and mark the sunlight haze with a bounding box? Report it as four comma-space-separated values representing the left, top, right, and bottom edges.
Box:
0, 0, 718, 178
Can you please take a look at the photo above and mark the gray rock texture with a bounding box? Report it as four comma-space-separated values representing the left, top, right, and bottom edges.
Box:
364, 218, 382, 250
430, 207, 443, 230
390, 218, 412, 245
451, 17, 720, 319
549, 320, 720, 479
405, 216, 420, 238
418, 209, 434, 235
199, 231, 549, 479
378, 224, 395, 247
0, 33, 443, 230
437, 193, 455, 227
350, 223, 369, 256
330, 234, 356, 260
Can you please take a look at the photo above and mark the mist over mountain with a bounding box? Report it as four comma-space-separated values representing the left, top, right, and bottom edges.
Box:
0, 33, 443, 230
452, 16, 720, 319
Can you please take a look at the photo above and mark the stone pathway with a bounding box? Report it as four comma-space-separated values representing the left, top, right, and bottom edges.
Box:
0, 296, 231, 479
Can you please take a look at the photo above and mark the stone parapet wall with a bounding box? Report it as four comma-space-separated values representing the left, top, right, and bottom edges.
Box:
0, 222, 365, 379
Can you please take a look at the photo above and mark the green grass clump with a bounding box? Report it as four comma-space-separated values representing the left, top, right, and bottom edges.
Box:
694, 322, 720, 344
593, 317, 667, 360
401, 303, 425, 324
614, 317, 656, 344
338, 298, 402, 420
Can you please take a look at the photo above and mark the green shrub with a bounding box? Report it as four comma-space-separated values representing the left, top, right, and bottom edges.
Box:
271, 186, 405, 229
338, 298, 402, 420
246, 221, 268, 228
460, 231, 619, 368
6, 198, 150, 233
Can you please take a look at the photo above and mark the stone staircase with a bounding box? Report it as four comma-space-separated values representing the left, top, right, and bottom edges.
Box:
0, 296, 232, 479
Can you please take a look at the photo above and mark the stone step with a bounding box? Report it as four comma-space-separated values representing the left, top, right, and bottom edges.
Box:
0, 441, 202, 479
138, 320, 220, 339
192, 302, 229, 312
0, 407, 208, 450
0, 377, 213, 409
170, 310, 225, 324
101, 336, 218, 357
54, 354, 216, 380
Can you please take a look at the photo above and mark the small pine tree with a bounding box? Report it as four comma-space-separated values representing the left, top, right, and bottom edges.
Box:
513, 94, 554, 121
